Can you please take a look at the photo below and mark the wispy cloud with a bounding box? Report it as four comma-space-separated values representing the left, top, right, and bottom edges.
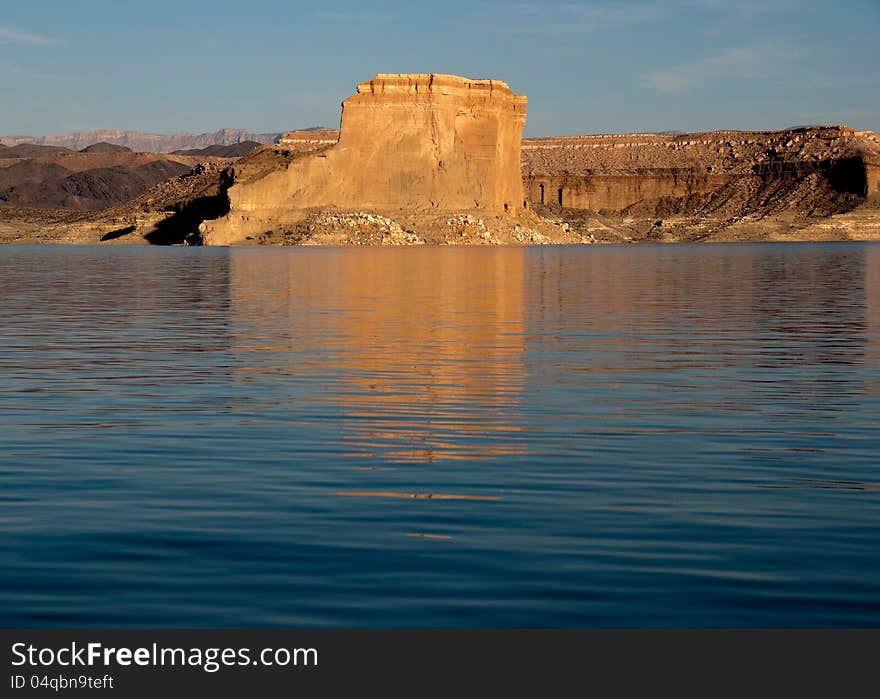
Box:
4, 63, 66, 81
643, 44, 800, 91
0, 26, 64, 46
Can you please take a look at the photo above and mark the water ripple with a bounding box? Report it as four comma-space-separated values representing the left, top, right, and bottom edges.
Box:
1, 243, 879, 627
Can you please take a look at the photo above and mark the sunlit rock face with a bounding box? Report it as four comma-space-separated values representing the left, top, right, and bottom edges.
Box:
204, 74, 528, 244
522, 126, 880, 215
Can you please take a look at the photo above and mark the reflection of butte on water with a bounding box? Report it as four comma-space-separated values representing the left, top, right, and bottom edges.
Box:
228, 248, 527, 462
226, 244, 880, 460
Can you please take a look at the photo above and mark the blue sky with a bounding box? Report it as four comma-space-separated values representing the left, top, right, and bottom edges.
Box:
1, 0, 878, 137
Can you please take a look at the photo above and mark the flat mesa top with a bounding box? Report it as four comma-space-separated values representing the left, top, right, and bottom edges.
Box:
357, 73, 517, 96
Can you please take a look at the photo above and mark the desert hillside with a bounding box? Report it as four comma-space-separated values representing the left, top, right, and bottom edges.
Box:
170, 141, 265, 157
0, 144, 242, 211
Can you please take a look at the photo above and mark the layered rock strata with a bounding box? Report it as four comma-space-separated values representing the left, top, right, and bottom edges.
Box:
522, 126, 880, 217
203, 74, 528, 245
274, 130, 340, 153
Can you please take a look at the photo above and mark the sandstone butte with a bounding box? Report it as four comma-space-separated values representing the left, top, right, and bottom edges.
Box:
201, 74, 535, 245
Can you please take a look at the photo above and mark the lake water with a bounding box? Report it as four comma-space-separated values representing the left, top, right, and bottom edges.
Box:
1, 243, 879, 628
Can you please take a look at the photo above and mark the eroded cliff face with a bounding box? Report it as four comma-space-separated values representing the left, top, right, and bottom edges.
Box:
522, 126, 880, 218
203, 74, 528, 245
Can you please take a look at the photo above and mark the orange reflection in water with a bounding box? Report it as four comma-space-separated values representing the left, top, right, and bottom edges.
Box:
229, 247, 527, 462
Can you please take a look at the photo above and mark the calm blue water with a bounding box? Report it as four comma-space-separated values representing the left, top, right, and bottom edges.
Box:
1, 243, 879, 628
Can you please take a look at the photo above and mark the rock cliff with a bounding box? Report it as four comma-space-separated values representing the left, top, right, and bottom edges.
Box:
522, 126, 880, 218
518, 125, 880, 241
202, 74, 529, 245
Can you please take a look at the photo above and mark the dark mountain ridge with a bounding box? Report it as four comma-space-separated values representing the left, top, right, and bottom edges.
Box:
80, 142, 133, 154
170, 141, 264, 157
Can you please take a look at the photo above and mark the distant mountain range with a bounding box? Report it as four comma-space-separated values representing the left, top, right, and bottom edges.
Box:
0, 128, 295, 154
